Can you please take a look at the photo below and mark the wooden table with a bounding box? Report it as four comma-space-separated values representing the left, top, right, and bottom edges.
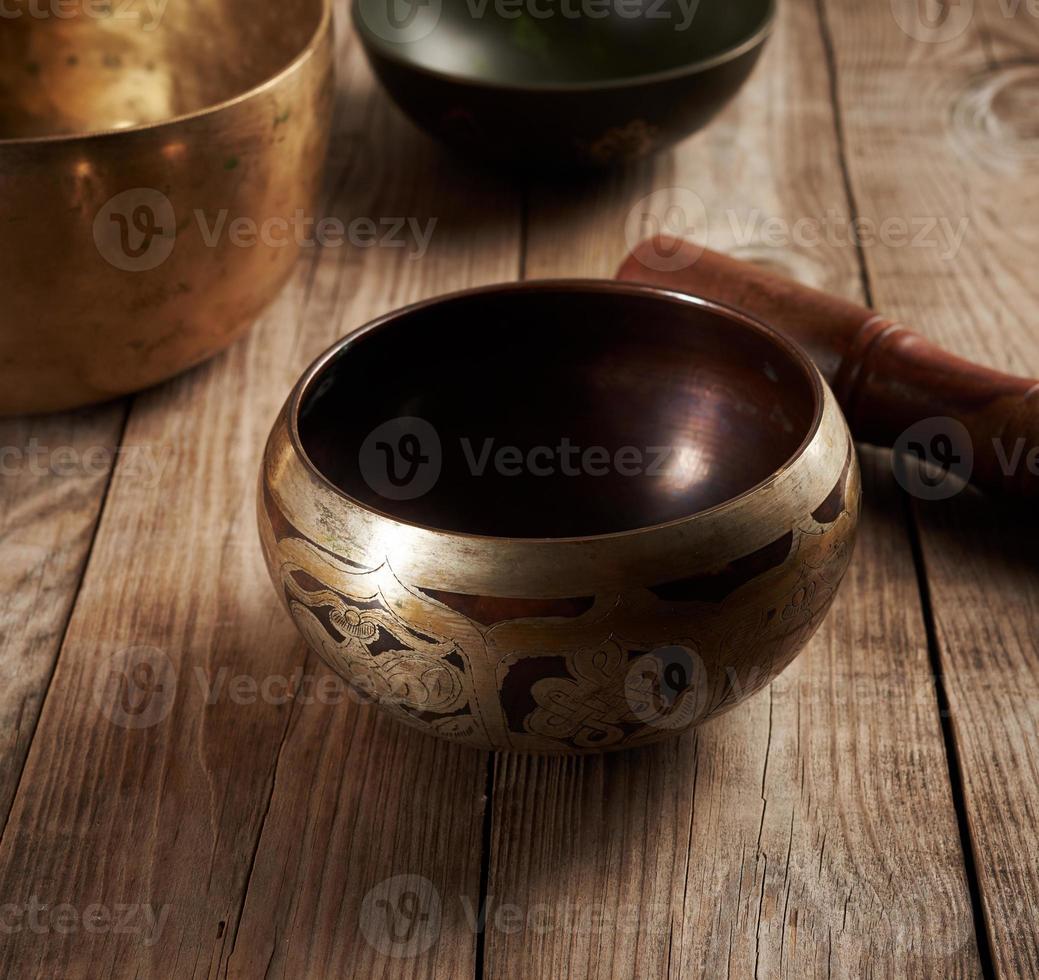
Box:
2, 0, 1037, 975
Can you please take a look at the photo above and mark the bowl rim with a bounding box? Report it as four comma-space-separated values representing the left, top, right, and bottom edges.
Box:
286, 277, 827, 546
352, 0, 775, 93
0, 0, 332, 147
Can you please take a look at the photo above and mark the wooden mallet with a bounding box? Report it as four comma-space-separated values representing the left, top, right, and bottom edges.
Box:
618, 237, 1039, 499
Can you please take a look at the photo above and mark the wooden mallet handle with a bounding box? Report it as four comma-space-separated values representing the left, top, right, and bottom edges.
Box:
618, 237, 1039, 499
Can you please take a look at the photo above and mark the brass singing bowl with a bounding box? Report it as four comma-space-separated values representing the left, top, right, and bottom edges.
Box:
0, 0, 333, 415
354, 0, 774, 169
259, 282, 860, 753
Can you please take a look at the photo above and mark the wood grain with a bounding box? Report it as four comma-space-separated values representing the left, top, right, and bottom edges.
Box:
0, 13, 518, 979
223, 26, 521, 980
2, 0, 1036, 976
481, 0, 982, 977
822, 0, 1039, 975
0, 406, 124, 827
483, 464, 981, 978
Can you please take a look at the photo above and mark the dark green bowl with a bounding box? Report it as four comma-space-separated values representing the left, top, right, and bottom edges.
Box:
354, 0, 774, 169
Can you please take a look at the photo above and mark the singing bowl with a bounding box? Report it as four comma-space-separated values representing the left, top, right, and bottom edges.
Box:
353, 0, 774, 169
258, 281, 860, 753
0, 0, 333, 415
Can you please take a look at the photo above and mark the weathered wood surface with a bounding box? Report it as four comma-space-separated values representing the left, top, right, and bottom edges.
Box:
486, 0, 981, 976
0, 0, 1035, 976
826, 1, 1039, 975
0, 16, 517, 980
221, 27, 519, 980
485, 454, 980, 977
0, 405, 124, 828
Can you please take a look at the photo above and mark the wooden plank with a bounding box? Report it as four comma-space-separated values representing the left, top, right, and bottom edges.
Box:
0, 12, 520, 979
486, 459, 981, 980
0, 405, 124, 826
823, 0, 1039, 975
485, 0, 983, 975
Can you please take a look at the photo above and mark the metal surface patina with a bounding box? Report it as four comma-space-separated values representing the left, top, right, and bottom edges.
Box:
259, 282, 861, 752
0, 0, 334, 414
353, 0, 775, 168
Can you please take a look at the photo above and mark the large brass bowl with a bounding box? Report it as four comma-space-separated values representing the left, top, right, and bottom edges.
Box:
259, 282, 860, 753
0, 0, 333, 414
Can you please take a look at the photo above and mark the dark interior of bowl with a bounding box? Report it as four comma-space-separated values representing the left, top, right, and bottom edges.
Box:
298, 285, 819, 539
0, 0, 325, 139
356, 0, 773, 86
